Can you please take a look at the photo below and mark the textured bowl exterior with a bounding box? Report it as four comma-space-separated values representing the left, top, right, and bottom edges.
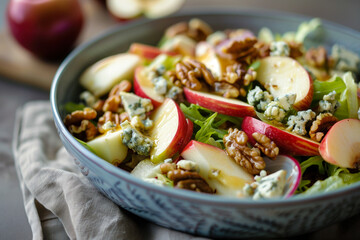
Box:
51, 10, 360, 238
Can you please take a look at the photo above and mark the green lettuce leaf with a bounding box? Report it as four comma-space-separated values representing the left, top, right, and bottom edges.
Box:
180, 103, 242, 148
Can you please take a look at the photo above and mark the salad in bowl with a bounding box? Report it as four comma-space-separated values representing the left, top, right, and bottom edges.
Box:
62, 17, 360, 201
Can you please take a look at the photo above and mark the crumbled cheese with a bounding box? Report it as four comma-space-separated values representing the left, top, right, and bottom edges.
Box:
270, 41, 290, 57
120, 92, 153, 119
131, 116, 153, 131
247, 86, 274, 112
275, 93, 296, 111
120, 120, 153, 156
151, 76, 168, 95
318, 91, 340, 114
263, 93, 296, 122
243, 170, 287, 200
286, 109, 316, 135
176, 160, 199, 172
80, 91, 97, 107
166, 86, 184, 100
264, 101, 287, 122
331, 44, 360, 73
101, 121, 116, 132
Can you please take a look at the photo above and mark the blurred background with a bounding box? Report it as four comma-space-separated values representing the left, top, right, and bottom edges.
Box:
0, 0, 359, 239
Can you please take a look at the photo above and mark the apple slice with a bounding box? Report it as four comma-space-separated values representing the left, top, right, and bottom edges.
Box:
79, 53, 141, 97
133, 66, 164, 107
319, 119, 360, 169
181, 140, 254, 197
149, 99, 187, 163
241, 116, 320, 156
179, 118, 193, 151
129, 43, 177, 60
183, 88, 256, 118
257, 56, 313, 110
196, 42, 234, 80
106, 0, 184, 20
87, 129, 128, 165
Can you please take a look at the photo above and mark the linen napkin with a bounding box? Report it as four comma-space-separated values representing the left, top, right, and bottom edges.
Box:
12, 101, 207, 240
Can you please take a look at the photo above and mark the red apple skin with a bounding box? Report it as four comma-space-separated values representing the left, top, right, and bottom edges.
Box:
129, 43, 177, 60
319, 119, 360, 168
6, 0, 84, 60
241, 116, 320, 156
179, 118, 194, 152
133, 66, 164, 107
183, 88, 256, 118
150, 99, 188, 163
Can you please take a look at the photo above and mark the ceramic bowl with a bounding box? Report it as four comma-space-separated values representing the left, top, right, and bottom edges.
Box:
50, 10, 360, 239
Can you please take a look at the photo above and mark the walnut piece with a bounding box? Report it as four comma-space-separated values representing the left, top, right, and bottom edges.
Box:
97, 111, 120, 133
252, 132, 279, 159
254, 41, 270, 58
173, 59, 215, 90
214, 63, 257, 98
223, 128, 265, 175
68, 120, 98, 142
221, 37, 258, 63
309, 113, 338, 142
165, 18, 213, 42
63, 108, 98, 141
103, 95, 121, 112
64, 107, 97, 126
167, 169, 214, 194
305, 46, 329, 68
287, 41, 303, 59
109, 80, 132, 96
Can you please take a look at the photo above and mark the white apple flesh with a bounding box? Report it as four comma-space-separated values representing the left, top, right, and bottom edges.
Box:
149, 99, 187, 163
183, 88, 256, 118
79, 53, 141, 97
257, 56, 313, 110
133, 66, 164, 107
87, 129, 128, 166
181, 140, 254, 197
196, 41, 234, 80
241, 116, 320, 156
179, 118, 193, 152
319, 119, 360, 169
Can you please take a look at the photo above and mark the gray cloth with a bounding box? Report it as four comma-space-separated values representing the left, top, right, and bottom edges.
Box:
12, 101, 207, 240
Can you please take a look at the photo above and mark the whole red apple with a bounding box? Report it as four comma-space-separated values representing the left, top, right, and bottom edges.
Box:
6, 0, 84, 60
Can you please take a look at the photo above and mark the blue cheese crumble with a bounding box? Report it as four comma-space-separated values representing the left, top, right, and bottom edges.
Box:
318, 91, 339, 114
176, 160, 199, 172
243, 170, 287, 200
270, 41, 290, 57
247, 86, 274, 112
286, 109, 316, 135
151, 76, 167, 95
120, 120, 153, 156
131, 116, 153, 131
264, 93, 296, 122
120, 92, 153, 119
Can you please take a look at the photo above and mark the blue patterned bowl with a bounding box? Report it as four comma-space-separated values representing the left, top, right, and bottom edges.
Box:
50, 10, 360, 239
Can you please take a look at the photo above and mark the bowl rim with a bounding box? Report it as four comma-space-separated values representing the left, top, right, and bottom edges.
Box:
51, 9, 360, 208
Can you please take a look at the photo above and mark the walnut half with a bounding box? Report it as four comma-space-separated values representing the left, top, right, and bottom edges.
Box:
309, 113, 338, 142
223, 128, 265, 175
167, 169, 214, 194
